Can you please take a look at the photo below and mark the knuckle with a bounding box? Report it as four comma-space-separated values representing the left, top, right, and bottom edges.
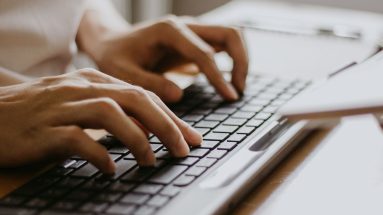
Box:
157, 15, 179, 30
128, 86, 150, 102
60, 126, 83, 146
226, 26, 241, 37
40, 76, 61, 85
147, 90, 161, 101
93, 97, 120, 114
77, 68, 102, 77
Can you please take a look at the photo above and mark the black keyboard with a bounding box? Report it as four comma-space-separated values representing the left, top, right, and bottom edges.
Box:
0, 75, 309, 215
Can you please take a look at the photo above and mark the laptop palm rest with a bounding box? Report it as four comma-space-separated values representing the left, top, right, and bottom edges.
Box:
199, 120, 289, 189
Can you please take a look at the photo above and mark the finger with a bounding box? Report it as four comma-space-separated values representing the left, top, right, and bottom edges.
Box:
53, 98, 155, 166
92, 86, 190, 157
188, 24, 249, 92
156, 17, 239, 101
52, 77, 191, 158
111, 64, 184, 103
56, 126, 115, 174
117, 87, 190, 157
147, 91, 202, 146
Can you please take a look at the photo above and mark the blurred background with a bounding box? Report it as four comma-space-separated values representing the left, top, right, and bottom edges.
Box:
112, 0, 382, 23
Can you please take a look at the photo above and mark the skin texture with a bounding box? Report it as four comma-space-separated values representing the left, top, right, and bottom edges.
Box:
77, 15, 249, 103
0, 69, 202, 174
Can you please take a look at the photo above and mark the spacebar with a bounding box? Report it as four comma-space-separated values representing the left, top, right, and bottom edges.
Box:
148, 165, 187, 184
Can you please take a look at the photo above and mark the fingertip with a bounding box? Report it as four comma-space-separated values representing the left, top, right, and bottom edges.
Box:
186, 125, 203, 146
163, 82, 183, 103
225, 84, 239, 101
171, 136, 190, 158
137, 149, 156, 167
104, 158, 116, 174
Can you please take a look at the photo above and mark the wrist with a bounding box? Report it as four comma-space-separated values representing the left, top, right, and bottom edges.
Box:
77, 10, 130, 65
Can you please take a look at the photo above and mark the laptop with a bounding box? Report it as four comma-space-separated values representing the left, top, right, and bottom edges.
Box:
1, 24, 382, 215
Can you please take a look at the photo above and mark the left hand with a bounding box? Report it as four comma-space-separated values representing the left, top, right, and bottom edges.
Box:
85, 16, 248, 103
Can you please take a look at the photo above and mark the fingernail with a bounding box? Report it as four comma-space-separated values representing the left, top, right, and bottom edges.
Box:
141, 149, 156, 167
173, 135, 190, 157
165, 83, 183, 102
186, 124, 202, 145
135, 148, 156, 167
106, 158, 116, 174
227, 84, 239, 100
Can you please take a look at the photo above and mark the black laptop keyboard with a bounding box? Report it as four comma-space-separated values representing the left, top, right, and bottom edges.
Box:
0, 75, 309, 215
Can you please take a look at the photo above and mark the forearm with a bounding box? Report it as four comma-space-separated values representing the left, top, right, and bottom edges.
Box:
0, 67, 30, 86
76, 0, 130, 61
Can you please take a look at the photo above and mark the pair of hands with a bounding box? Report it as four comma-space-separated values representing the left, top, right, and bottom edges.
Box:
0, 16, 248, 174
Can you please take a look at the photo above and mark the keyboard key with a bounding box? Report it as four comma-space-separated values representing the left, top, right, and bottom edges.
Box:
246, 119, 264, 127
160, 186, 180, 197
191, 109, 212, 116
182, 114, 204, 122
254, 112, 272, 120
196, 158, 217, 168
80, 202, 108, 213
188, 148, 209, 157
149, 136, 161, 144
227, 134, 246, 142
95, 192, 122, 202
45, 167, 73, 176
173, 175, 195, 187
0, 195, 26, 206
223, 118, 247, 126
237, 126, 255, 135
240, 105, 263, 112
65, 189, 94, 201
148, 165, 187, 185
72, 163, 98, 178
120, 193, 150, 205
207, 149, 227, 159
155, 149, 171, 160
108, 182, 135, 192
120, 167, 157, 183
150, 144, 162, 152
174, 157, 199, 166
204, 114, 228, 121
231, 111, 255, 119
248, 99, 270, 106
213, 125, 238, 133
109, 146, 129, 154
203, 132, 229, 141
185, 167, 206, 177
262, 106, 279, 113
26, 198, 49, 208
51, 200, 78, 210
113, 159, 137, 179
56, 177, 84, 188
134, 184, 163, 195
195, 120, 220, 128
194, 128, 210, 136
14, 178, 54, 196
40, 188, 68, 199
106, 203, 136, 214
69, 160, 86, 169
214, 107, 237, 114
110, 154, 122, 161
0, 207, 36, 215
146, 195, 170, 207
217, 141, 238, 150
200, 140, 219, 149
134, 205, 156, 215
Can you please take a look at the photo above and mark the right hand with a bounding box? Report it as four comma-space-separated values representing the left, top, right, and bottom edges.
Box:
0, 69, 202, 174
